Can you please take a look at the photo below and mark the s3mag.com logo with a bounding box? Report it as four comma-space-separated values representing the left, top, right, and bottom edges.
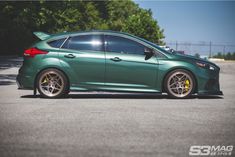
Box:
189, 145, 233, 156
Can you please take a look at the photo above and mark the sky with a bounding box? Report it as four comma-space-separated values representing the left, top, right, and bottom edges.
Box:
134, 1, 235, 54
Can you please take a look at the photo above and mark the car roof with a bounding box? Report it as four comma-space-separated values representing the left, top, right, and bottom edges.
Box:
51, 30, 135, 38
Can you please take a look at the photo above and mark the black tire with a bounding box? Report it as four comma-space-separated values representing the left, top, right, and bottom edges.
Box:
164, 69, 196, 99
36, 68, 69, 98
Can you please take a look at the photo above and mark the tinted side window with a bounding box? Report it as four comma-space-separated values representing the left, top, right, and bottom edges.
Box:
48, 38, 66, 48
106, 35, 145, 55
62, 35, 103, 51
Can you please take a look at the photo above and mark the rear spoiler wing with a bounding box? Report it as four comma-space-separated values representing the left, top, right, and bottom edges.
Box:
33, 32, 51, 40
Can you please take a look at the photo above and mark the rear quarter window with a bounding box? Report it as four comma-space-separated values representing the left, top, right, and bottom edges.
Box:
47, 38, 66, 48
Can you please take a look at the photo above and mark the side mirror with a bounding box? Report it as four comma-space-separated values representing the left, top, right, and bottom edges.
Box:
144, 48, 154, 60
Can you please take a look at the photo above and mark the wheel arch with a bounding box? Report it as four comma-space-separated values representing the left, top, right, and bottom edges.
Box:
34, 67, 70, 91
161, 67, 198, 94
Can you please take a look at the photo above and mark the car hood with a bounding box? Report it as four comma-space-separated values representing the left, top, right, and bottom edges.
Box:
171, 53, 219, 69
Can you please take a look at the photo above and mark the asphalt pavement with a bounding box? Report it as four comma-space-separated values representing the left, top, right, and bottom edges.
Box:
0, 57, 234, 157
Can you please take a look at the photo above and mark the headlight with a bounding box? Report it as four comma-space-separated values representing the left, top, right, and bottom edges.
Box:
196, 62, 215, 70
209, 65, 215, 70
196, 62, 207, 68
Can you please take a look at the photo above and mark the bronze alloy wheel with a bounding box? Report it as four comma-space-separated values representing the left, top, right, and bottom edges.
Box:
37, 69, 68, 98
165, 69, 195, 98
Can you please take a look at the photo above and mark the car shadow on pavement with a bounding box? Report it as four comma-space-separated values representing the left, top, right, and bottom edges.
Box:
68, 93, 168, 99
191, 95, 223, 99
21, 93, 223, 99
21, 93, 168, 99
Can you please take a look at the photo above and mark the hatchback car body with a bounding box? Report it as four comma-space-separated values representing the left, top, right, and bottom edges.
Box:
17, 30, 223, 98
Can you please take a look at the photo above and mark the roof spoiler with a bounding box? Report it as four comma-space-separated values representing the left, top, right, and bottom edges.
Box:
33, 32, 51, 40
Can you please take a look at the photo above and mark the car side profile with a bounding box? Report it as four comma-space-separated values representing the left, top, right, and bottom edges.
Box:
17, 30, 223, 98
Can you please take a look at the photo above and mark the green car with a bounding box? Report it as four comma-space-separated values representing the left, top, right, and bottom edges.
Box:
17, 30, 223, 98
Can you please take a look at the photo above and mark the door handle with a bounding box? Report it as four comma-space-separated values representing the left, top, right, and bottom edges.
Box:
64, 54, 75, 58
110, 57, 122, 62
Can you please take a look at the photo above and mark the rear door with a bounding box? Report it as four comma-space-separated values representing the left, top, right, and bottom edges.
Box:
104, 35, 158, 92
59, 34, 105, 89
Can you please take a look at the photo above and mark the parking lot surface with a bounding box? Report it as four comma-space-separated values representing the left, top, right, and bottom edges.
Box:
0, 58, 234, 157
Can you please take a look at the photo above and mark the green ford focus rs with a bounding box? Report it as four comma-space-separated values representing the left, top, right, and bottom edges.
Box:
17, 30, 223, 98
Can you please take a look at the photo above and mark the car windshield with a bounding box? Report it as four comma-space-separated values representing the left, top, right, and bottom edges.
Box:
132, 36, 172, 55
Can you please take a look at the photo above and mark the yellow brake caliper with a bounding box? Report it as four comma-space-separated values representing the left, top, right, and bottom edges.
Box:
185, 79, 190, 91
42, 78, 48, 84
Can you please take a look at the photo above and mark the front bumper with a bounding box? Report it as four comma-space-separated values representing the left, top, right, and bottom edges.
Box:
196, 62, 224, 96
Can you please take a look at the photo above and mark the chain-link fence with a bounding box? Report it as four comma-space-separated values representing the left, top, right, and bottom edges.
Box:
166, 41, 235, 57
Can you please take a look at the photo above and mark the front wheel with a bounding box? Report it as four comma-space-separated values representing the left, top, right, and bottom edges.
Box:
37, 69, 68, 98
164, 69, 195, 98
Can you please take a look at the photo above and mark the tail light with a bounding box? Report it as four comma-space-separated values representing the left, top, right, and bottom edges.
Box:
24, 48, 48, 58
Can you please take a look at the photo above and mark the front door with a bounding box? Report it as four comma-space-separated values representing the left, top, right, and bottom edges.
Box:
104, 35, 158, 92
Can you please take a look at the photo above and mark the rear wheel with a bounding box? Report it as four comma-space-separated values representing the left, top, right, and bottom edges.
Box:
164, 69, 195, 98
37, 69, 68, 98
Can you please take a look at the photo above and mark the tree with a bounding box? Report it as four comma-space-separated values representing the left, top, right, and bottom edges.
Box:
122, 9, 164, 45
213, 52, 223, 59
232, 52, 235, 60
225, 52, 232, 60
213, 52, 235, 60
0, 0, 165, 55
194, 53, 200, 58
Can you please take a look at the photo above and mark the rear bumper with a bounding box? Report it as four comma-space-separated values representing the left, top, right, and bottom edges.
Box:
16, 73, 34, 90
16, 75, 22, 89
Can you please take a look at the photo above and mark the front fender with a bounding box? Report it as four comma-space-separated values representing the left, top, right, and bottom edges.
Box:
157, 59, 199, 92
